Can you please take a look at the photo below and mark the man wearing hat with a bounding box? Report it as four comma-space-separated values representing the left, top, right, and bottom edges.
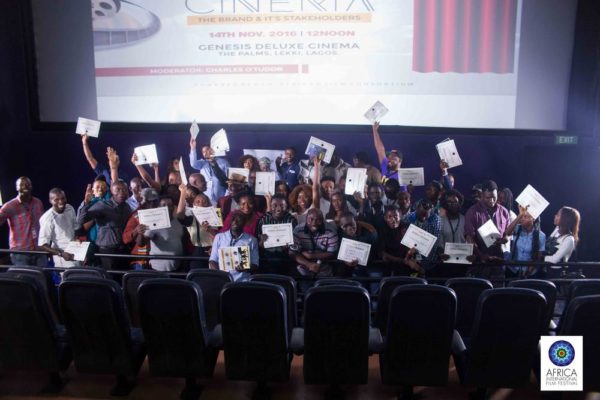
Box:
217, 173, 248, 220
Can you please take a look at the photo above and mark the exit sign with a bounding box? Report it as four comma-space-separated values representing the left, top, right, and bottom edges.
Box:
555, 135, 578, 145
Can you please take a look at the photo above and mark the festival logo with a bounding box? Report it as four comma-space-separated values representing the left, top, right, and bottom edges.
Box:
540, 336, 582, 391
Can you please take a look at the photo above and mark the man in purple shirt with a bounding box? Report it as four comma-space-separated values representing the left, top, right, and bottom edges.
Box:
371, 122, 407, 191
0, 176, 46, 266
464, 180, 510, 282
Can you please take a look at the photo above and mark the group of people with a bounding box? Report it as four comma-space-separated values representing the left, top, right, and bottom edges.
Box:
0, 123, 581, 286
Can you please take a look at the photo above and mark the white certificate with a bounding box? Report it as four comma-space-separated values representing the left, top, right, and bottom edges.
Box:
401, 224, 438, 258
243, 149, 283, 165
444, 243, 473, 264
191, 206, 223, 227
179, 156, 188, 185
435, 138, 463, 169
364, 101, 389, 123
398, 168, 425, 186
337, 238, 372, 266
262, 223, 294, 249
138, 207, 172, 230
515, 184, 549, 220
189, 120, 199, 139
254, 172, 276, 196
477, 219, 501, 248
64, 241, 91, 262
345, 168, 367, 198
219, 246, 251, 271
75, 117, 101, 138
134, 144, 159, 166
228, 167, 250, 183
211, 128, 229, 156
304, 136, 335, 164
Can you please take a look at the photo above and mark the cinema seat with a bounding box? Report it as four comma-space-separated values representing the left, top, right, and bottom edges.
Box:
0, 273, 71, 393
509, 279, 557, 332
375, 276, 427, 335
298, 285, 379, 397
138, 279, 219, 399
379, 284, 457, 398
62, 266, 107, 280
122, 270, 167, 327
221, 281, 291, 398
445, 277, 493, 339
453, 288, 546, 397
558, 294, 600, 391
250, 274, 298, 333
186, 269, 232, 331
59, 277, 146, 396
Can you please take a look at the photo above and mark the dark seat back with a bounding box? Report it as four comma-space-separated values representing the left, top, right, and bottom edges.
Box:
303, 285, 371, 385
445, 277, 493, 338
375, 276, 427, 334
0, 274, 70, 372
465, 288, 546, 388
250, 274, 298, 331
186, 269, 232, 330
380, 285, 457, 386
8, 267, 60, 322
221, 282, 290, 382
313, 278, 362, 288
558, 295, 600, 391
59, 278, 144, 376
122, 271, 167, 327
509, 279, 557, 331
138, 279, 218, 378
566, 279, 600, 309
62, 267, 107, 280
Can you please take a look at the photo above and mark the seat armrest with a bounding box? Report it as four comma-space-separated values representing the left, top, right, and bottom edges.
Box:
290, 327, 304, 355
368, 327, 384, 354
207, 324, 223, 348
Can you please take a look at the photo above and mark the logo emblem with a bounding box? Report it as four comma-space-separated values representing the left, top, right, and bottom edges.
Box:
549, 340, 575, 367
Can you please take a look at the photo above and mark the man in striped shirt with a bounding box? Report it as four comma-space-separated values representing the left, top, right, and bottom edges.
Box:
291, 208, 339, 278
0, 177, 46, 266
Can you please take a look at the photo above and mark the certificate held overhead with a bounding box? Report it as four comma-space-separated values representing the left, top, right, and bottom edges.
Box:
75, 117, 101, 138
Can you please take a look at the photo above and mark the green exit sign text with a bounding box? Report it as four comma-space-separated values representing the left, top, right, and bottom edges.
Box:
555, 135, 578, 145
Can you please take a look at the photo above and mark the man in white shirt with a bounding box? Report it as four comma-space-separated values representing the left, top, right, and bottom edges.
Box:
38, 188, 80, 267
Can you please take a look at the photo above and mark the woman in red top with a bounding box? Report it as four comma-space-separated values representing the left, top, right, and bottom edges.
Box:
220, 192, 263, 237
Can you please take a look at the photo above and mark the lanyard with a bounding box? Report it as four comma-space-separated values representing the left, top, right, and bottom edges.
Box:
448, 216, 460, 243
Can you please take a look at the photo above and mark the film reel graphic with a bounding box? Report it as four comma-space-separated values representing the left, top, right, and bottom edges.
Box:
548, 340, 575, 367
92, 0, 161, 49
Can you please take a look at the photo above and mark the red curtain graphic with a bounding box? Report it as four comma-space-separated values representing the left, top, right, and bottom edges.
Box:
412, 0, 518, 73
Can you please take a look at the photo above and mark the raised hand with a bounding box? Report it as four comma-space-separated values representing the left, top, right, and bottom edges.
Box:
440, 159, 449, 172
107, 147, 119, 168
84, 184, 93, 204
372, 121, 380, 132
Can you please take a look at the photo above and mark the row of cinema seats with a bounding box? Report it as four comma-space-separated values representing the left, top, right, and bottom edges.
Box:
0, 267, 599, 399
